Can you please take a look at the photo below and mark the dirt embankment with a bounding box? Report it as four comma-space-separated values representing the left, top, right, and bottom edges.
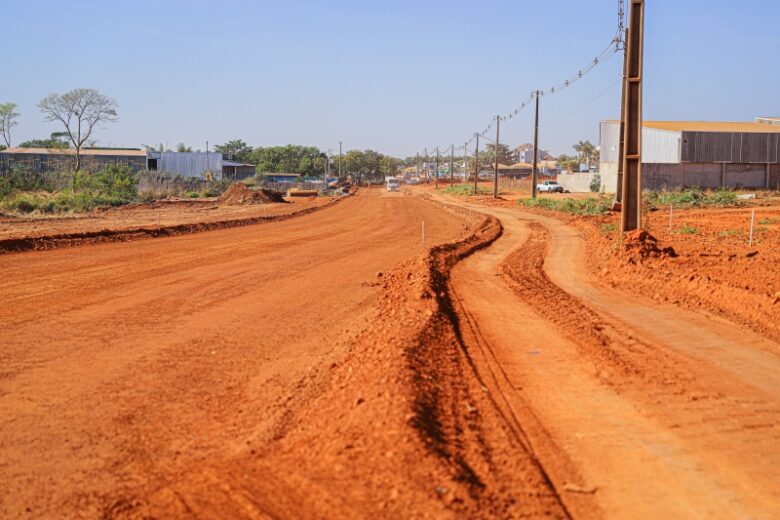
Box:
571, 205, 780, 343
218, 183, 288, 205
0, 193, 342, 255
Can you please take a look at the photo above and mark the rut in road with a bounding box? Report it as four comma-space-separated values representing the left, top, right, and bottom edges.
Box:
443, 199, 780, 520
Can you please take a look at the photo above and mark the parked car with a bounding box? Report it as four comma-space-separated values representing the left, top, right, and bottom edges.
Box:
537, 180, 564, 193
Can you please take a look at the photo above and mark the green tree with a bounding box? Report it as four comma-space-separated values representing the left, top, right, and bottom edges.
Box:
483, 143, 514, 165
38, 88, 118, 171
214, 139, 252, 162
176, 143, 193, 153
19, 132, 71, 149
557, 154, 579, 173
0, 102, 20, 147
341, 149, 397, 181
250, 145, 326, 177
573, 140, 597, 168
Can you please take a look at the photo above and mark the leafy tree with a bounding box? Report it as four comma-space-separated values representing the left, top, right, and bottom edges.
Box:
0, 102, 20, 147
341, 149, 397, 181
483, 143, 514, 165
557, 154, 579, 173
250, 145, 326, 177
0, 145, 5, 152
214, 139, 252, 162
38, 88, 118, 171
19, 132, 71, 149
176, 143, 193, 153
573, 140, 598, 168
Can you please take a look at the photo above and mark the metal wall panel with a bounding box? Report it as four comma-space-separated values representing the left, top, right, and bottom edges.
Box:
682, 132, 780, 163
600, 122, 680, 164
159, 152, 224, 178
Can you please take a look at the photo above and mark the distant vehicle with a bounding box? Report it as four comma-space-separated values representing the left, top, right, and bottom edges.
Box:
537, 180, 564, 193
386, 178, 400, 192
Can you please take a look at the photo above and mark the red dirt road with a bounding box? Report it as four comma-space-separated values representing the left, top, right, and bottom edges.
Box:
439, 195, 780, 519
0, 191, 467, 518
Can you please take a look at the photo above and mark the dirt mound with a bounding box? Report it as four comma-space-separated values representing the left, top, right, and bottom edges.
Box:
218, 183, 287, 205
622, 229, 676, 262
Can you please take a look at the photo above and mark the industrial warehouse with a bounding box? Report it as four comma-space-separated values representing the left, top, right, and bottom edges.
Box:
0, 147, 256, 180
599, 117, 780, 191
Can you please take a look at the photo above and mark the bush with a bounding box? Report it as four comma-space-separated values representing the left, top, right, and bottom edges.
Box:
519, 195, 613, 216
589, 174, 602, 193
644, 187, 740, 209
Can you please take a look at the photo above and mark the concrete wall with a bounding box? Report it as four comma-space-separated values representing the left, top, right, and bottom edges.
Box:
558, 172, 599, 193
600, 162, 618, 193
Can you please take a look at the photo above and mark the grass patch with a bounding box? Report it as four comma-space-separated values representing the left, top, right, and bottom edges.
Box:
0, 190, 128, 213
644, 187, 740, 209
674, 224, 699, 235
758, 217, 779, 225
601, 223, 618, 234
519, 195, 613, 216
717, 229, 741, 236
443, 184, 491, 196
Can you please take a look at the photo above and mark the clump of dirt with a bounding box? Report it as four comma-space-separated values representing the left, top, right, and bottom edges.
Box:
622, 229, 677, 262
218, 183, 287, 205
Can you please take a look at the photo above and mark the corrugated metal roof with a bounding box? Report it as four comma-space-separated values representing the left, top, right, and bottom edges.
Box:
1, 147, 147, 156
602, 120, 780, 133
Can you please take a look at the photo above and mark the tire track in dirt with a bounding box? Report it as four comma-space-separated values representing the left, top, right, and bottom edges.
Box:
437, 194, 780, 518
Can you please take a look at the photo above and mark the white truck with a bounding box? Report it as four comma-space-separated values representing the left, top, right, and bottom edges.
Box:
386, 178, 400, 192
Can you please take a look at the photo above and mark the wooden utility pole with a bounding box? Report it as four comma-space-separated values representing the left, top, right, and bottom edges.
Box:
531, 91, 540, 199
435, 147, 440, 190
615, 30, 628, 202
424, 148, 428, 182
620, 0, 644, 232
493, 115, 500, 198
464, 142, 468, 183
449, 144, 454, 187
339, 141, 343, 179
474, 133, 479, 195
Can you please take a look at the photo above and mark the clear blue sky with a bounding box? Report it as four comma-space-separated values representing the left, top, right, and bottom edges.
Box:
3, 0, 778, 157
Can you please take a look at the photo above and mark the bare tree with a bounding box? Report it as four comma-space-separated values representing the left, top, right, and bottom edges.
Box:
0, 102, 20, 148
37, 89, 118, 171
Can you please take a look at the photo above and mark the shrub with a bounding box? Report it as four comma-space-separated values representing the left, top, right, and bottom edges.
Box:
644, 187, 740, 209
519, 195, 613, 216
589, 174, 602, 193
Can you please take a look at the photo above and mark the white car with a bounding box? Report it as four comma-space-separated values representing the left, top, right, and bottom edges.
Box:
386, 179, 400, 192
537, 180, 564, 193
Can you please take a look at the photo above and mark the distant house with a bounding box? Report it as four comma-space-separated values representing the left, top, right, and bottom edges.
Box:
512, 143, 554, 164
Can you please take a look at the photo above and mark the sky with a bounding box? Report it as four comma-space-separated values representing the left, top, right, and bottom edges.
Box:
2, 0, 779, 158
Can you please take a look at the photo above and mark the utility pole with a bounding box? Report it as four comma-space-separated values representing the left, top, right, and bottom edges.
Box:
206, 140, 210, 179
449, 144, 454, 188
464, 142, 468, 183
620, 0, 644, 232
531, 91, 540, 199
474, 133, 479, 195
416, 152, 420, 177
435, 147, 440, 189
493, 115, 500, 199
339, 141, 343, 179
424, 148, 428, 182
